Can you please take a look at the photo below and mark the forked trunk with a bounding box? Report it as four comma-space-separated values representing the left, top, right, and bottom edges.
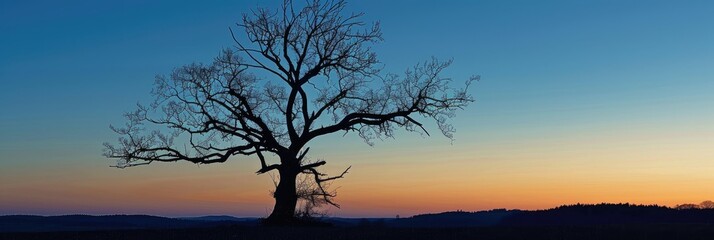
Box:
264, 167, 299, 225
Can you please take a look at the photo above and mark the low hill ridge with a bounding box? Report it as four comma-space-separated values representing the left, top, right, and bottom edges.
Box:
4, 203, 714, 232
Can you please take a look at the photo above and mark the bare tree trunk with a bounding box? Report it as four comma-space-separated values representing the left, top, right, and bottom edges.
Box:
265, 166, 299, 225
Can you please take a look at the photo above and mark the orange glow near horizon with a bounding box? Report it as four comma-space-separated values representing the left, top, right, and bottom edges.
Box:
2, 120, 713, 217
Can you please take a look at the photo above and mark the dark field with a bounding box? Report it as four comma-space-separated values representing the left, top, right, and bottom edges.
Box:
5, 205, 714, 239
3, 224, 714, 240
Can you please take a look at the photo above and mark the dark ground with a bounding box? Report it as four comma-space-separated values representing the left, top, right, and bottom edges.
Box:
3, 224, 714, 240
5, 204, 714, 239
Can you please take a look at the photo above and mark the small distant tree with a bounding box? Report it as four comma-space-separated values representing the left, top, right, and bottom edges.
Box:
104, 0, 475, 225
675, 203, 699, 210
700, 200, 714, 209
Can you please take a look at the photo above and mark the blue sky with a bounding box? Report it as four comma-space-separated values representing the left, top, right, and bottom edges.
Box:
1, 0, 713, 216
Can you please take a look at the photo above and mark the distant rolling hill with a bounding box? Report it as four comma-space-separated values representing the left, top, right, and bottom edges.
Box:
4, 204, 714, 233
176, 215, 258, 222
390, 209, 517, 227
0, 215, 249, 233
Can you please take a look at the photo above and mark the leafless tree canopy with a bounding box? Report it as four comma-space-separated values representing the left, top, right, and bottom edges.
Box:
104, 0, 475, 216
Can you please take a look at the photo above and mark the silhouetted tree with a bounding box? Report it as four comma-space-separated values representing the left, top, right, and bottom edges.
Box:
104, 0, 475, 225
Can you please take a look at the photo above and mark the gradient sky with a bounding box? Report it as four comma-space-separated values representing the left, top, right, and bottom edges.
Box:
1, 0, 713, 218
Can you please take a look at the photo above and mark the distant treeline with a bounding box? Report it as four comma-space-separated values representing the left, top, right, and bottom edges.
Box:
392, 202, 714, 228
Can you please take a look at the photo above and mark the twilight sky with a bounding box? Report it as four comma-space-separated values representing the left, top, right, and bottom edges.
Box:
1, 0, 713, 217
